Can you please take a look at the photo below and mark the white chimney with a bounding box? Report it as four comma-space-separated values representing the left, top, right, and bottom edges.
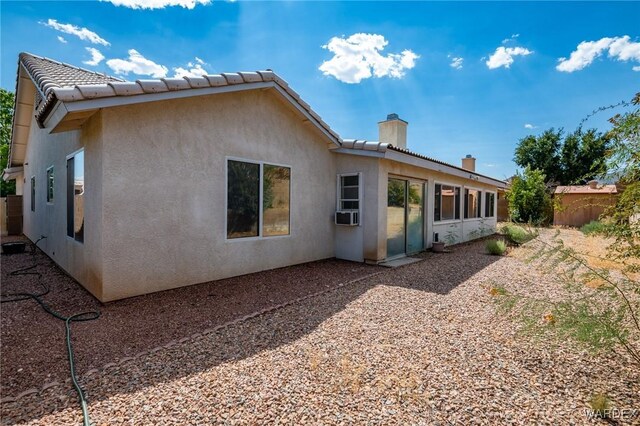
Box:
378, 113, 408, 149
461, 154, 476, 172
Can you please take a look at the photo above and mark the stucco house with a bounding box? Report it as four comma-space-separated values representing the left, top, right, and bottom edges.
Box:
3, 52, 506, 302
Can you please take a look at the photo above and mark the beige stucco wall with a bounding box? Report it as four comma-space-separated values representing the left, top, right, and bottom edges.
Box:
21, 89, 104, 298
98, 89, 337, 301
368, 159, 498, 262
332, 152, 500, 264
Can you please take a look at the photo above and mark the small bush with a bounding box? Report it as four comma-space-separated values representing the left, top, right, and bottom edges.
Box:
501, 224, 536, 245
580, 220, 607, 236
486, 240, 507, 255
589, 393, 611, 418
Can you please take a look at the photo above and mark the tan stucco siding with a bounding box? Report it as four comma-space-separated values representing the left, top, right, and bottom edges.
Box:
378, 159, 499, 260
99, 89, 337, 301
21, 102, 104, 299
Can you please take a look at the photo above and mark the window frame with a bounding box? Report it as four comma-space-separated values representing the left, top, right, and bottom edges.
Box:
30, 176, 35, 212
484, 191, 496, 218
46, 166, 54, 204
336, 172, 362, 225
66, 149, 85, 244
434, 181, 461, 223
225, 156, 292, 242
464, 186, 483, 220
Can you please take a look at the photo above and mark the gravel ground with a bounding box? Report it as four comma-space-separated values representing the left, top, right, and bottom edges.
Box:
1, 237, 379, 397
2, 232, 639, 425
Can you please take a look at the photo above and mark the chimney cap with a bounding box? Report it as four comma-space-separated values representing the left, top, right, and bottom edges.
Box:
380, 113, 408, 124
465, 154, 474, 159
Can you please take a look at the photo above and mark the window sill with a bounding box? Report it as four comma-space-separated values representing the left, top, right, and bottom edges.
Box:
225, 234, 291, 243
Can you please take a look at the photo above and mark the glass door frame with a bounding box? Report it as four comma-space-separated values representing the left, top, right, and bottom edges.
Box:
386, 175, 427, 259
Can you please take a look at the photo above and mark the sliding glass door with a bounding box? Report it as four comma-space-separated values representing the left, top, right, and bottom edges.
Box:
387, 178, 425, 258
387, 178, 406, 258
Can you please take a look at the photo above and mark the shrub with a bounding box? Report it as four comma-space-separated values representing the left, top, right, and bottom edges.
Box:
580, 220, 607, 236
501, 224, 536, 245
589, 393, 611, 418
506, 167, 553, 225
486, 240, 507, 255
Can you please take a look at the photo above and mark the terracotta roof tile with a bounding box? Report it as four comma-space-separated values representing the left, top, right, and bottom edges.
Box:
554, 185, 617, 194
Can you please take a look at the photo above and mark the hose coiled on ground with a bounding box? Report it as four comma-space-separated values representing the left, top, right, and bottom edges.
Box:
1, 237, 100, 426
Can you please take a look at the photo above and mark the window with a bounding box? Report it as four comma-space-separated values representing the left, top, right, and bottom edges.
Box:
30, 176, 35, 212
485, 192, 496, 217
227, 159, 290, 239
434, 184, 460, 221
67, 150, 84, 243
338, 174, 360, 211
464, 188, 482, 219
46, 167, 54, 203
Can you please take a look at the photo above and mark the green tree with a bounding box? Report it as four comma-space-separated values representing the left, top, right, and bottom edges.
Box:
506, 166, 552, 224
602, 92, 640, 267
1, 89, 16, 197
513, 128, 562, 184
514, 127, 610, 185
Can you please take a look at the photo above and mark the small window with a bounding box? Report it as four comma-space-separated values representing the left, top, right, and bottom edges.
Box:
227, 159, 291, 239
46, 167, 54, 203
30, 176, 35, 212
434, 184, 460, 221
464, 189, 482, 219
67, 150, 84, 243
485, 192, 496, 217
338, 174, 360, 211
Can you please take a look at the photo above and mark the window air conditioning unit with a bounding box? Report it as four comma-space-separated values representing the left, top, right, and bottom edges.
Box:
335, 211, 359, 226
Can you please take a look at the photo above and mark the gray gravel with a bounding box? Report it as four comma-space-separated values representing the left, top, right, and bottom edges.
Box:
2, 233, 639, 425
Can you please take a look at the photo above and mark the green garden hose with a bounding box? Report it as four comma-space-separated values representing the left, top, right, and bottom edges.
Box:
1, 237, 100, 426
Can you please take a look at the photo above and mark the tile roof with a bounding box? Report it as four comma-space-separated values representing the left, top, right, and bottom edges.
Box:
19, 52, 341, 143
20, 52, 124, 96
341, 139, 506, 185
13, 52, 506, 187
554, 184, 617, 194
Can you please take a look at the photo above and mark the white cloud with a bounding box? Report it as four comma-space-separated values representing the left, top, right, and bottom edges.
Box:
486, 46, 533, 69
102, 0, 211, 9
83, 48, 105, 66
41, 19, 110, 46
557, 36, 640, 72
502, 33, 520, 44
449, 56, 463, 70
172, 58, 212, 78
57, 36, 67, 44
633, 66, 640, 72
524, 123, 537, 129
106, 49, 168, 78
319, 33, 419, 84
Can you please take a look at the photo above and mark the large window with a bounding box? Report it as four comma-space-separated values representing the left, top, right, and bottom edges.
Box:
464, 188, 482, 219
434, 183, 460, 221
227, 159, 290, 239
46, 166, 54, 203
30, 176, 35, 212
485, 192, 496, 217
67, 150, 84, 243
338, 174, 360, 211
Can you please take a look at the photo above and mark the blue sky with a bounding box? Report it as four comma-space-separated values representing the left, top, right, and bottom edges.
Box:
2, 1, 638, 179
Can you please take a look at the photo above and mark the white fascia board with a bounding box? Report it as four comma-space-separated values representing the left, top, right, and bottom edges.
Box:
331, 147, 385, 159
43, 100, 69, 132
384, 149, 506, 188
2, 166, 24, 181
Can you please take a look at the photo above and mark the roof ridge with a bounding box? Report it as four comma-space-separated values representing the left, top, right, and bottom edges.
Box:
20, 52, 125, 83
